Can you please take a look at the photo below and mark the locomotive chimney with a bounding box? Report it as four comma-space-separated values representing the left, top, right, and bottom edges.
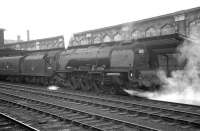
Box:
17, 35, 21, 42
27, 30, 30, 41
0, 28, 4, 48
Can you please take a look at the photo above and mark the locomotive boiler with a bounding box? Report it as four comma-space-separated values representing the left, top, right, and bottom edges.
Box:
55, 34, 185, 94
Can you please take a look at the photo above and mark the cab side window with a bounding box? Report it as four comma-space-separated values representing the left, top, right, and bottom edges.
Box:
134, 48, 148, 69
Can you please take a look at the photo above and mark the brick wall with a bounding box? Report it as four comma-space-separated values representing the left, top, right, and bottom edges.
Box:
69, 7, 200, 47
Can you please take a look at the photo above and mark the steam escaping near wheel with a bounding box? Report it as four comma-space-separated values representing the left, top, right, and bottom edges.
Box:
47, 85, 59, 90
126, 35, 200, 106
124, 90, 150, 98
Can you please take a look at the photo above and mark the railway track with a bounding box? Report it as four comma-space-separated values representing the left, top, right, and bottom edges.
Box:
0, 82, 200, 130
0, 98, 103, 131
0, 82, 157, 131
0, 111, 39, 131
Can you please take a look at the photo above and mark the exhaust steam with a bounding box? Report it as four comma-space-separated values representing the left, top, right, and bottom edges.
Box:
126, 37, 200, 105
47, 85, 60, 91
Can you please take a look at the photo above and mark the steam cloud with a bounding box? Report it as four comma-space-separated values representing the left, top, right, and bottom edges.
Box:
126, 37, 200, 105
152, 38, 200, 105
47, 85, 59, 90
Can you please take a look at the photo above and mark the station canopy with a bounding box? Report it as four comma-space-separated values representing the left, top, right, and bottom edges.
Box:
3, 36, 65, 51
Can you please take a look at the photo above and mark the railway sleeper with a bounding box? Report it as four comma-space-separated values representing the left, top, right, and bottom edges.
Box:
0, 88, 194, 131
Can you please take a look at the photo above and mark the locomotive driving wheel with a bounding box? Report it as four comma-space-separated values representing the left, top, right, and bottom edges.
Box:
70, 77, 81, 90
109, 86, 118, 95
92, 80, 100, 92
63, 80, 73, 88
80, 78, 90, 91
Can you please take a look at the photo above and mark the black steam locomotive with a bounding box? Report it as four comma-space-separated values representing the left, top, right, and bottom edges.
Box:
0, 34, 185, 94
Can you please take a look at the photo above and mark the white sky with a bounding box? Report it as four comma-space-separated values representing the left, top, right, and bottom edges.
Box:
0, 0, 199, 46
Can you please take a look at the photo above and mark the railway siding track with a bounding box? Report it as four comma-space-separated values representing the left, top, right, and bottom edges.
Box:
1, 83, 200, 126
0, 82, 200, 130
0, 88, 158, 131
0, 111, 39, 131
2, 82, 199, 114
0, 99, 90, 131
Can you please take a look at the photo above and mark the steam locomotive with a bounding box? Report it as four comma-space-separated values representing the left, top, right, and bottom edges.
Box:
0, 34, 185, 94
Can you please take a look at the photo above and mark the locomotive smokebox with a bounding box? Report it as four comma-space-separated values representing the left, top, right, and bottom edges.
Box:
0, 28, 4, 48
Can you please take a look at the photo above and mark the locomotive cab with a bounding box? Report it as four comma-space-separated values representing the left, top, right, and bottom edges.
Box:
126, 44, 156, 90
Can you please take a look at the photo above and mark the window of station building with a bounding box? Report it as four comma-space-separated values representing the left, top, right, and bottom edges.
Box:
69, 39, 77, 47
74, 40, 79, 46
59, 38, 63, 42
93, 36, 101, 44
46, 44, 50, 49
103, 35, 112, 42
80, 38, 89, 45
39, 45, 45, 50
58, 42, 64, 47
161, 24, 175, 35
35, 42, 40, 50
131, 30, 143, 40
85, 39, 89, 45
145, 27, 159, 37
80, 39, 85, 45
53, 42, 58, 48
189, 19, 200, 39
113, 33, 122, 41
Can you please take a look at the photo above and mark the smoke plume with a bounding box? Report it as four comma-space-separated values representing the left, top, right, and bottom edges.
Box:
126, 37, 200, 105
151, 39, 200, 105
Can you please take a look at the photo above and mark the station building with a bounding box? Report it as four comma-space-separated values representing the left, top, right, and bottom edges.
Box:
69, 7, 200, 47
